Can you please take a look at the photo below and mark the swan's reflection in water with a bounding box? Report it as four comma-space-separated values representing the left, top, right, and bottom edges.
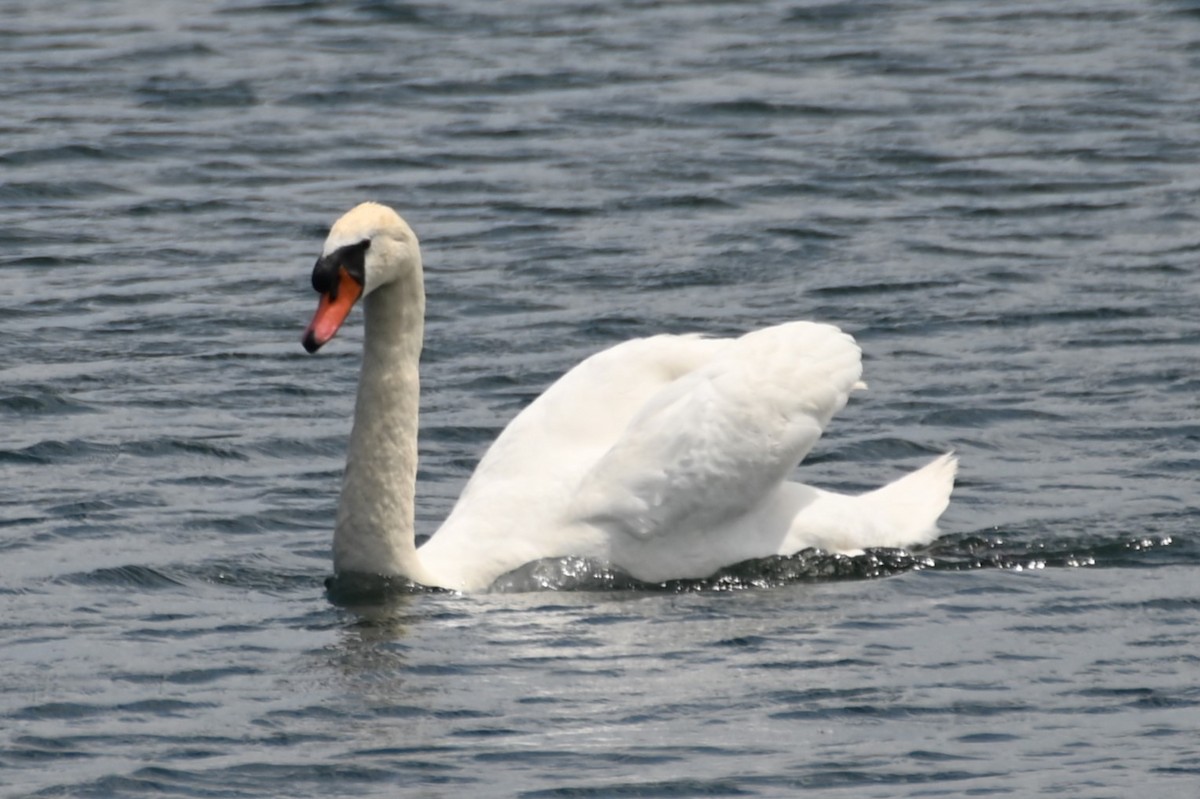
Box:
315, 543, 967, 713
321, 579, 431, 703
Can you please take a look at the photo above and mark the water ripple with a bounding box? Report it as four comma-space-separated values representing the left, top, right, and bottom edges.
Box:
3, 0, 1198, 796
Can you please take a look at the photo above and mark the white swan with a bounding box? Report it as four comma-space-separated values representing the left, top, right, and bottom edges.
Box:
302, 202, 957, 592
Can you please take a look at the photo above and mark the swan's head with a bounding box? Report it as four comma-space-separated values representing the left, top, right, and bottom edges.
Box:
302, 202, 421, 353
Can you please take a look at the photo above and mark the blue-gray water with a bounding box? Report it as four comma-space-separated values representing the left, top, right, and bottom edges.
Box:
3, 1, 1199, 796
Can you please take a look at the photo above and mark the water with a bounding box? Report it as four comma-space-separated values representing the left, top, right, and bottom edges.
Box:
2, 0, 1198, 795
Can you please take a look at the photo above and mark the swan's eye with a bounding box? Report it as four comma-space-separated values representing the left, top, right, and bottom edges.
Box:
311, 239, 370, 296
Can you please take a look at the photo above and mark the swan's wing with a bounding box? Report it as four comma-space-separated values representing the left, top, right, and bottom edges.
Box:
420, 321, 861, 590
568, 322, 862, 540
434, 332, 735, 531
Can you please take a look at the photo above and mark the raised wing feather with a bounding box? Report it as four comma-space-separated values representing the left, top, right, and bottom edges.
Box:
420, 321, 862, 589
428, 333, 732, 545
568, 322, 862, 542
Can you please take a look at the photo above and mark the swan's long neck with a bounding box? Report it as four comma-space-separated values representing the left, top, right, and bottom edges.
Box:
332, 266, 437, 586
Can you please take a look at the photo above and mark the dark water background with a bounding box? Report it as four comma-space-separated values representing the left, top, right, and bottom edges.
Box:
3, 1, 1199, 796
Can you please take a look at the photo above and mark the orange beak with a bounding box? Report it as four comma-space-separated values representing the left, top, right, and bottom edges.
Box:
302, 267, 363, 353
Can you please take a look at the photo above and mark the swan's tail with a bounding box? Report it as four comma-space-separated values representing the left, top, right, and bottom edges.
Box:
862, 452, 958, 548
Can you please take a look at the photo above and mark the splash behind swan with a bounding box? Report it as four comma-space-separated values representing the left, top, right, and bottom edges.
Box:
302, 202, 957, 592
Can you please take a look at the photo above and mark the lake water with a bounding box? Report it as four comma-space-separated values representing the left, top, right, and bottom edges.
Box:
2, 0, 1199, 796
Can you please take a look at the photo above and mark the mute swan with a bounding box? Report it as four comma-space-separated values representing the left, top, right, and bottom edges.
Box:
302, 202, 957, 592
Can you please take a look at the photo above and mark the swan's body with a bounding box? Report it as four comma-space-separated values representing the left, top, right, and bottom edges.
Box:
303, 202, 957, 592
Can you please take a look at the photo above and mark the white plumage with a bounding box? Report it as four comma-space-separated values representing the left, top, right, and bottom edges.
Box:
303, 202, 957, 592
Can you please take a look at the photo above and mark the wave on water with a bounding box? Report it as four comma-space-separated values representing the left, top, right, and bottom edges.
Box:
56, 563, 188, 590
38, 526, 1190, 606
322, 529, 1191, 605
